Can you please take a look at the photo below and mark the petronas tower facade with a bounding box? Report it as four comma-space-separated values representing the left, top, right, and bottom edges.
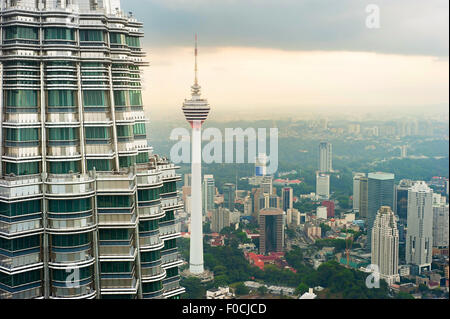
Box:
0, 0, 185, 299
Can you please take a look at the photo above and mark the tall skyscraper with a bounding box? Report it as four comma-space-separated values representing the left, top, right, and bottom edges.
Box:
352, 173, 366, 213
371, 206, 400, 286
182, 35, 210, 275
316, 173, 330, 200
259, 208, 284, 255
394, 179, 415, 224
432, 200, 449, 249
406, 182, 433, 274
394, 179, 415, 244
282, 187, 293, 213
359, 176, 369, 221
202, 174, 215, 215
318, 142, 332, 173
223, 183, 236, 212
367, 172, 395, 250
0, 0, 184, 299
211, 207, 230, 233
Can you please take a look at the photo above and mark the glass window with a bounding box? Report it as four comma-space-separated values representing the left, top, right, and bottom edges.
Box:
6, 90, 38, 107
129, 90, 142, 106
97, 196, 132, 208
4, 162, 39, 176
48, 161, 81, 174
140, 250, 161, 263
109, 33, 126, 45
117, 125, 133, 138
48, 90, 76, 107
126, 36, 140, 48
48, 128, 78, 141
100, 261, 132, 273
139, 220, 159, 232
0, 269, 41, 287
138, 188, 161, 202
136, 152, 149, 164
4, 26, 38, 40
5, 128, 39, 141
142, 281, 162, 293
113, 91, 127, 106
0, 235, 40, 251
79, 30, 104, 42
83, 90, 108, 107
51, 233, 89, 247
48, 198, 92, 213
119, 156, 136, 168
133, 123, 146, 136
85, 127, 109, 139
52, 266, 91, 281
44, 28, 75, 40
87, 159, 112, 172
0, 200, 41, 217
99, 229, 130, 241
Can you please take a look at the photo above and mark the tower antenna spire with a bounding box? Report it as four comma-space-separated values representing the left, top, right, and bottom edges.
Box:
195, 33, 198, 85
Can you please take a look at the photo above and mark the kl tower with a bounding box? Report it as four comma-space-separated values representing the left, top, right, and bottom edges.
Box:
182, 35, 210, 275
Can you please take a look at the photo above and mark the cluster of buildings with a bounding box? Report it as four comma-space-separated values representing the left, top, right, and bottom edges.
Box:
0, 0, 184, 299
351, 172, 449, 288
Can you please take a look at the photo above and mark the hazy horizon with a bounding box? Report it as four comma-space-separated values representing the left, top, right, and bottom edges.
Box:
121, 0, 449, 122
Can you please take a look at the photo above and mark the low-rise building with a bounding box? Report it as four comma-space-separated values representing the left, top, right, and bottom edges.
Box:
206, 287, 235, 299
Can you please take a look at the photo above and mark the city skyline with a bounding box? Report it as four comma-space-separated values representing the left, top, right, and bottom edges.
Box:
120, 0, 449, 120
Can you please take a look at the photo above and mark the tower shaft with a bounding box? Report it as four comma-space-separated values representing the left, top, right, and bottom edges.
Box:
189, 121, 204, 274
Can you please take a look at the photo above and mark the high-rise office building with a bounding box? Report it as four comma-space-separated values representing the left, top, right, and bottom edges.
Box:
259, 208, 284, 255
316, 173, 330, 200
322, 200, 335, 218
394, 179, 414, 224
0, 0, 184, 299
359, 176, 369, 221
211, 207, 230, 233
184, 173, 192, 187
318, 142, 332, 173
182, 35, 210, 275
367, 172, 395, 250
371, 206, 400, 286
202, 174, 215, 215
394, 179, 415, 244
406, 181, 433, 274
223, 183, 235, 212
282, 187, 293, 213
352, 173, 366, 213
432, 201, 449, 249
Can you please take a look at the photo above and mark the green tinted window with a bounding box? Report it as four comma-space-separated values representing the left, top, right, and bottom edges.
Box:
6, 90, 38, 107
80, 30, 104, 41
48, 90, 76, 107
0, 200, 41, 217
97, 196, 132, 208
44, 28, 75, 40
5, 162, 39, 176
48, 198, 92, 213
87, 159, 112, 172
6, 128, 39, 141
83, 90, 108, 107
5, 26, 38, 40
48, 161, 81, 174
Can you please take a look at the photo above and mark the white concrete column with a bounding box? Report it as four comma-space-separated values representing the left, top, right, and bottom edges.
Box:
189, 120, 204, 274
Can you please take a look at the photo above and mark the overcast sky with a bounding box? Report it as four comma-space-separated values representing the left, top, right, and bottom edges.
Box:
121, 0, 449, 121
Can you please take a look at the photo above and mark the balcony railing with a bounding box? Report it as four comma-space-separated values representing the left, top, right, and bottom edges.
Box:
0, 218, 42, 235
0, 176, 42, 199
0, 251, 41, 270
159, 223, 181, 238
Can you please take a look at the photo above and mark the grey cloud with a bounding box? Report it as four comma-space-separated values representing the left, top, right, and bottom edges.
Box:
122, 0, 449, 57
